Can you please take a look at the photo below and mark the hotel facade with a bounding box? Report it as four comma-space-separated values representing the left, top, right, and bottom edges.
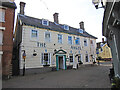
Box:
13, 2, 97, 75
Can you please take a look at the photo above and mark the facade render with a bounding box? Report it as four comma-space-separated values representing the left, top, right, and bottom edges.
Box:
13, 2, 97, 75
96, 38, 112, 61
0, 0, 16, 79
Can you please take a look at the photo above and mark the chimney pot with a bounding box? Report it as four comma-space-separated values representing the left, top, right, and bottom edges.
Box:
79, 21, 85, 30
53, 13, 59, 24
20, 2, 26, 15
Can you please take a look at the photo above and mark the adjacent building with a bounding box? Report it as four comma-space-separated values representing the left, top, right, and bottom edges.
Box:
102, 1, 120, 78
13, 2, 97, 75
96, 38, 112, 61
0, 0, 16, 79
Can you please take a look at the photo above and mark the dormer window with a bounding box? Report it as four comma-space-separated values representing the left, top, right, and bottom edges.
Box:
42, 19, 49, 26
79, 29, 83, 33
64, 25, 69, 30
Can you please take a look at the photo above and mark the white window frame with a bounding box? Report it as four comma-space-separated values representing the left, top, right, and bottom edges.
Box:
44, 31, 51, 42
85, 54, 89, 62
0, 30, 3, 45
84, 39, 88, 46
68, 36, 73, 45
75, 37, 80, 45
30, 29, 38, 41
42, 19, 49, 26
58, 34, 63, 44
79, 29, 83, 33
41, 53, 51, 65
0, 9, 5, 22
78, 54, 82, 62
64, 25, 69, 30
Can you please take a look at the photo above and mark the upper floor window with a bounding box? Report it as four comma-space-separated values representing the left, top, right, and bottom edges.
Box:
45, 31, 51, 42
75, 37, 80, 45
31, 30, 38, 38
79, 29, 83, 33
84, 39, 87, 46
0, 9, 5, 22
42, 19, 49, 26
68, 36, 72, 45
64, 25, 69, 30
58, 34, 62, 44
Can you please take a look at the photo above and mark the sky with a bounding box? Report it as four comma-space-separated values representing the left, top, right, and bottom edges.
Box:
14, 0, 105, 42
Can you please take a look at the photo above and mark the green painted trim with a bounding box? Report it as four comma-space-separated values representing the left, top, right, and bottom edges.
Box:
56, 55, 59, 71
64, 55, 67, 70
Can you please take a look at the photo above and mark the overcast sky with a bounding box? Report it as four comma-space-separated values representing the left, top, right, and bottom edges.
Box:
15, 0, 105, 42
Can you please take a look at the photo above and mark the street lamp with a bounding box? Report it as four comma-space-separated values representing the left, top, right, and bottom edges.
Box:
92, 0, 104, 9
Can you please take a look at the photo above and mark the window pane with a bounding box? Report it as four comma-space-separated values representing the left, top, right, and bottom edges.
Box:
84, 39, 87, 46
75, 38, 80, 45
85, 54, 88, 62
0, 9, 5, 22
68, 36, 72, 44
69, 55, 73, 62
0, 31, 3, 45
45, 32, 50, 42
58, 34, 62, 43
31, 30, 38, 38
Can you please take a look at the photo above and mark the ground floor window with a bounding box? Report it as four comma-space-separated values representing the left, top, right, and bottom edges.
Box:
41, 53, 51, 65
69, 54, 73, 62
85, 54, 89, 62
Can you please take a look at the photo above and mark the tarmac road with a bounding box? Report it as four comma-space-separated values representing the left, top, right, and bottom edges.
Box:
2, 61, 112, 88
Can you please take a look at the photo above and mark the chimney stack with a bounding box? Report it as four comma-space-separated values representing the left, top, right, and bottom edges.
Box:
102, 38, 104, 43
79, 21, 85, 30
20, 2, 26, 15
53, 13, 59, 24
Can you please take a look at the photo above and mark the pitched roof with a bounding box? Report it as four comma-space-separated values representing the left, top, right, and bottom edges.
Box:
18, 14, 97, 39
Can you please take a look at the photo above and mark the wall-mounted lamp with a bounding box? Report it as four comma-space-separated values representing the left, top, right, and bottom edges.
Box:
92, 0, 104, 9
33, 50, 37, 56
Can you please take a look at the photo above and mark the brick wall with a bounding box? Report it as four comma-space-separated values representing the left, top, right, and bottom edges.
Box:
2, 7, 15, 79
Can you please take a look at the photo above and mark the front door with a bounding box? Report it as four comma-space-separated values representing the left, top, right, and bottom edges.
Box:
58, 56, 63, 69
56, 55, 66, 70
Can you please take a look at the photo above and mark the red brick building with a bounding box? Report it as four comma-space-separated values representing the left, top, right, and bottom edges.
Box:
0, 0, 16, 79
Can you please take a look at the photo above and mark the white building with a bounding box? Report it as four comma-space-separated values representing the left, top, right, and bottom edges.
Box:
13, 2, 97, 75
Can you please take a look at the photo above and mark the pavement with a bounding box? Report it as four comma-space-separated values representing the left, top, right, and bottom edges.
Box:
2, 61, 112, 88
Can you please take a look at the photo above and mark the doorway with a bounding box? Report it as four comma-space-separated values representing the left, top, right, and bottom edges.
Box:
58, 56, 64, 69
